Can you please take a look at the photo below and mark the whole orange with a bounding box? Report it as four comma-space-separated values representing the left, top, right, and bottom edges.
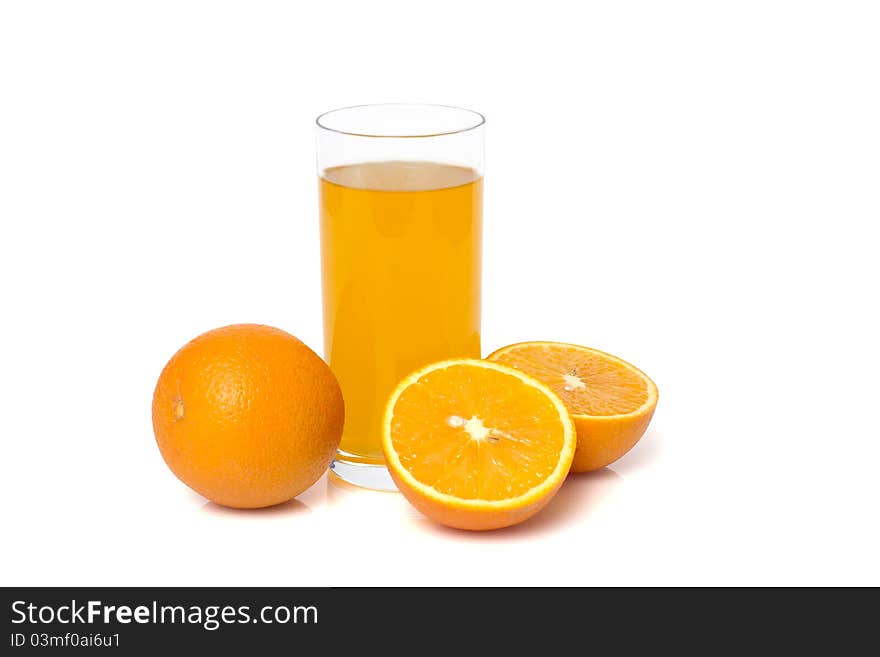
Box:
152, 324, 344, 508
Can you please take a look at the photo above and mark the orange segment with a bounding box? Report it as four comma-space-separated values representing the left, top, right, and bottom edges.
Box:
382, 359, 575, 530
487, 342, 658, 472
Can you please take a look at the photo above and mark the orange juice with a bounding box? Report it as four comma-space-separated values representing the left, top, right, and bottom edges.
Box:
319, 161, 482, 464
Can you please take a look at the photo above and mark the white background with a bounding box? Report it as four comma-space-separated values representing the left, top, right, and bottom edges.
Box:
1, 1, 878, 586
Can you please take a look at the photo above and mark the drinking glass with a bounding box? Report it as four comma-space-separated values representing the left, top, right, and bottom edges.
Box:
316, 104, 485, 489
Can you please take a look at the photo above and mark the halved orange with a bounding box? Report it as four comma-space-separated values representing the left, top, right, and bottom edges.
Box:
487, 342, 658, 472
381, 359, 576, 531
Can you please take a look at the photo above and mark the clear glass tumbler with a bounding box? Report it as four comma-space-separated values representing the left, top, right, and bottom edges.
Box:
316, 104, 485, 490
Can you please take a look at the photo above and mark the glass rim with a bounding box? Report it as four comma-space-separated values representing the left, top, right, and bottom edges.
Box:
315, 103, 485, 139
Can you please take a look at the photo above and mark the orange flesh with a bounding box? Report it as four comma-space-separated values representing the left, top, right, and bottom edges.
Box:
492, 344, 649, 416
389, 364, 567, 501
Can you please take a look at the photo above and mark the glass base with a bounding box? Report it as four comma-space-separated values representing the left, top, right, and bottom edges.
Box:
330, 457, 397, 491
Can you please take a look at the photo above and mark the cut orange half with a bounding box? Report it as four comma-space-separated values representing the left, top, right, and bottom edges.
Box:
487, 342, 658, 472
382, 359, 576, 531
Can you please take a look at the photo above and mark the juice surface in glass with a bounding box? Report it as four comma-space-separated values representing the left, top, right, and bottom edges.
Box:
319, 160, 482, 464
